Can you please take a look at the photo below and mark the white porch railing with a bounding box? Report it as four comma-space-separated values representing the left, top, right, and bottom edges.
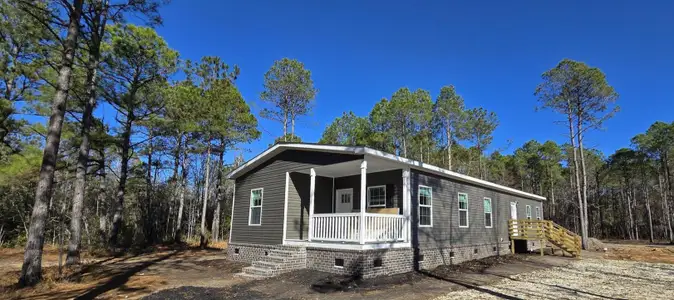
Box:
311, 213, 407, 243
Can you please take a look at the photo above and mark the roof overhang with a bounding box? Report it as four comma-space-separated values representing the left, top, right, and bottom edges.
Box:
227, 143, 546, 201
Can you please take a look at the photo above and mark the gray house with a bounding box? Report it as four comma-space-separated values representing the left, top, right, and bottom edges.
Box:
226, 143, 545, 278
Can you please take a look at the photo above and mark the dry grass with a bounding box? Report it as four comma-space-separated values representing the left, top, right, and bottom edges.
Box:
184, 239, 228, 250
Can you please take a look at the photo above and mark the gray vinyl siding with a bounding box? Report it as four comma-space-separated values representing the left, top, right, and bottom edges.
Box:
332, 170, 403, 212
286, 173, 332, 240
411, 170, 544, 249
231, 150, 361, 245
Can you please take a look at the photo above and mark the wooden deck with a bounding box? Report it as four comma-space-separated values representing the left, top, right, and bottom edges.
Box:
508, 219, 582, 257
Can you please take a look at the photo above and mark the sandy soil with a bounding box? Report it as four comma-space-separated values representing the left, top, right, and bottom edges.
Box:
0, 244, 246, 300
1, 241, 673, 300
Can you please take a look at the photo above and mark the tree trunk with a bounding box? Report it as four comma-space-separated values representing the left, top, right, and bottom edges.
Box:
291, 115, 296, 138
175, 147, 188, 242
283, 110, 288, 141
211, 147, 225, 242
659, 173, 674, 242
567, 110, 587, 249
66, 6, 105, 263
212, 201, 221, 242
577, 123, 590, 245
624, 186, 634, 240
549, 165, 556, 219
98, 152, 108, 241
664, 153, 674, 243
109, 119, 132, 247
200, 144, 212, 248
19, 0, 83, 287
144, 131, 154, 244
477, 143, 484, 179
645, 181, 654, 243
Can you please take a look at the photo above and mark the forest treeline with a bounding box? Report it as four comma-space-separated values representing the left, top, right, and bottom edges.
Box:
0, 0, 672, 287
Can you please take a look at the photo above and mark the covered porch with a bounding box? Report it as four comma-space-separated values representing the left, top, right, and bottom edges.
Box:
284, 157, 412, 249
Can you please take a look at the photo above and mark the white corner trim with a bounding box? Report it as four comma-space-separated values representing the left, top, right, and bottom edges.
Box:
308, 168, 316, 241
226, 143, 545, 201
332, 177, 335, 213
282, 172, 289, 244
359, 160, 367, 245
402, 167, 411, 243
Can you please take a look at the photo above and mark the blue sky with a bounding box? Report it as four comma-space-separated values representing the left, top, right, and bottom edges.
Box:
152, 0, 674, 161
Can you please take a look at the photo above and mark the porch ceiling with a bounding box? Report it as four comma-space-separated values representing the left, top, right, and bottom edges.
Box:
297, 157, 400, 177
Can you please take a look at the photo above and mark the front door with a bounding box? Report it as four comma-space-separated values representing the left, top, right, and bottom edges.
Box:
335, 188, 353, 213
510, 202, 518, 236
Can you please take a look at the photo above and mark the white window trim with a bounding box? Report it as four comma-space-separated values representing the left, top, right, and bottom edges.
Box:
248, 188, 263, 226
418, 185, 433, 227
367, 185, 387, 208
484, 197, 493, 228
458, 192, 469, 228
535, 206, 541, 220
526, 205, 532, 220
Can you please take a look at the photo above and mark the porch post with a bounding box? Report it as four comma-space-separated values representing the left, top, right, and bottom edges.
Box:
402, 168, 411, 242
359, 160, 367, 244
308, 168, 316, 242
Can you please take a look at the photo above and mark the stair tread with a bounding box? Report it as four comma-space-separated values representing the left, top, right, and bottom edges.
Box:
253, 261, 282, 268
235, 272, 268, 279
270, 249, 303, 255
243, 266, 273, 273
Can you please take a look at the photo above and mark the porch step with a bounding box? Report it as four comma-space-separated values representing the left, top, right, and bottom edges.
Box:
234, 272, 267, 279
241, 247, 307, 279
264, 255, 288, 264
269, 249, 304, 257
242, 266, 275, 277
252, 260, 282, 270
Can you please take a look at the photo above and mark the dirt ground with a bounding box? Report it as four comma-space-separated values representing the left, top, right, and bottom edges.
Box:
1, 241, 673, 300
145, 254, 574, 300
0, 243, 247, 300
597, 242, 674, 264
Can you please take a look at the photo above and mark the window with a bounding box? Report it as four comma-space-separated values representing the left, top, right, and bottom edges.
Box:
373, 258, 382, 267
248, 188, 263, 225
526, 205, 532, 220
484, 197, 493, 228
458, 193, 469, 227
418, 185, 433, 227
334, 258, 344, 268
367, 185, 386, 207
535, 206, 541, 220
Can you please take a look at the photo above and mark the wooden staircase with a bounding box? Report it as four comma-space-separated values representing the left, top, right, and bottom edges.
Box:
508, 219, 582, 258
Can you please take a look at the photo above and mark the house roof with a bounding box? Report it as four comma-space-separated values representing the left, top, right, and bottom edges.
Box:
227, 143, 546, 201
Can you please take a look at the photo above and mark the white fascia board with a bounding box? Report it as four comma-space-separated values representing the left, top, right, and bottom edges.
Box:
226, 143, 545, 201
227, 144, 366, 179
363, 149, 546, 201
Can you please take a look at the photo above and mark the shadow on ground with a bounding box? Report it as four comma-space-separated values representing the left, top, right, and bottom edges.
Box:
143, 254, 577, 300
